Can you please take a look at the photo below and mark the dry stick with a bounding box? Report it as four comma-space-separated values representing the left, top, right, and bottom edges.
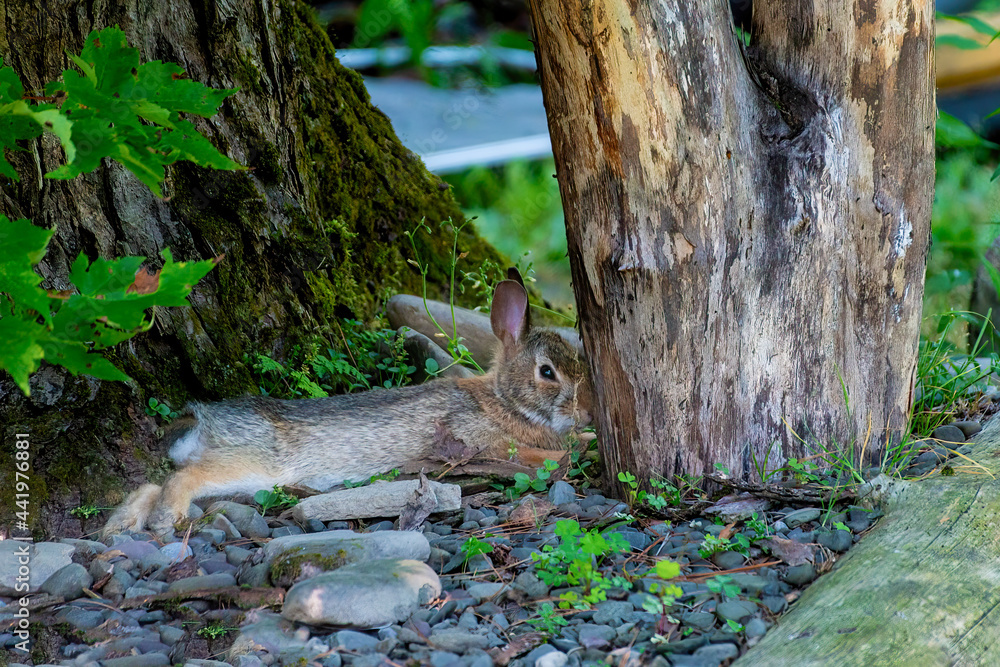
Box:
678, 560, 783, 582
118, 586, 285, 610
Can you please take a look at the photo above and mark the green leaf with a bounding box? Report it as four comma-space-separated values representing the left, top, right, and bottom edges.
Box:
0, 60, 24, 103
937, 12, 999, 41
46, 27, 242, 195
36, 334, 130, 382
0, 315, 46, 395
653, 559, 681, 579
554, 519, 581, 539
936, 111, 998, 149
0, 216, 55, 320
935, 34, 987, 50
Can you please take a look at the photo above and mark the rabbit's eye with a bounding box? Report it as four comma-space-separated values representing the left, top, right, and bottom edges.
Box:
539, 364, 556, 381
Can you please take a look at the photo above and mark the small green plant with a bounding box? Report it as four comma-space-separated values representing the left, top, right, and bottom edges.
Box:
745, 512, 770, 539
642, 559, 683, 618
197, 621, 233, 640
616, 471, 679, 511
405, 218, 486, 374
527, 601, 569, 637
460, 535, 494, 566
253, 485, 299, 514
531, 519, 631, 609
698, 534, 736, 559
833, 521, 850, 532
344, 468, 402, 489
145, 397, 179, 422
911, 311, 999, 437
706, 574, 742, 599
69, 505, 106, 520
725, 619, 746, 633
567, 439, 596, 482
249, 321, 417, 400
783, 458, 823, 484
503, 459, 559, 500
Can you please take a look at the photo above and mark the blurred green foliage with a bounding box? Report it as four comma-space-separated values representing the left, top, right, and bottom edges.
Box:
444, 159, 573, 307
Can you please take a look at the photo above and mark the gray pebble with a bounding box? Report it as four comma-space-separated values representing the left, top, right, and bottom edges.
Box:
271, 526, 304, 538
159, 542, 193, 564
684, 642, 739, 666
728, 573, 766, 595
237, 562, 270, 587
783, 508, 820, 528
816, 528, 853, 552
616, 528, 652, 551
579, 495, 606, 509
782, 564, 817, 586
225, 545, 253, 566
196, 528, 228, 545
206, 501, 271, 538
547, 481, 576, 506
40, 563, 92, 600
428, 628, 489, 653
680, 611, 716, 630
54, 607, 104, 631
101, 654, 170, 667
592, 600, 632, 626
464, 508, 487, 524
716, 600, 756, 622
712, 550, 745, 570
745, 617, 768, 638
465, 649, 494, 667
209, 513, 243, 540
429, 651, 462, 667
335, 629, 379, 653
932, 424, 965, 444
305, 519, 327, 533
167, 572, 237, 594
952, 420, 982, 439
232, 656, 265, 667
577, 624, 615, 649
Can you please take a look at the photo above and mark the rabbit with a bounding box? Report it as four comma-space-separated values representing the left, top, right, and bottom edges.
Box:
103, 271, 594, 538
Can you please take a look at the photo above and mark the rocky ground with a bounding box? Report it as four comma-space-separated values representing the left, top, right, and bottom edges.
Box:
0, 419, 986, 667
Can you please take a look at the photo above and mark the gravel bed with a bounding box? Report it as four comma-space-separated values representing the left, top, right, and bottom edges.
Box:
0, 419, 983, 667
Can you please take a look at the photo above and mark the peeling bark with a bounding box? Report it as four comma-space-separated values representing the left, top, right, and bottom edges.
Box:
528, 0, 935, 488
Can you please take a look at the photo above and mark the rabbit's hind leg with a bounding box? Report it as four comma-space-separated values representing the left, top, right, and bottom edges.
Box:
101, 483, 163, 538
147, 458, 278, 538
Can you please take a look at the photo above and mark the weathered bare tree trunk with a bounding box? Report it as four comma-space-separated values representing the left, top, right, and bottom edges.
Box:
0, 0, 500, 537
528, 0, 935, 488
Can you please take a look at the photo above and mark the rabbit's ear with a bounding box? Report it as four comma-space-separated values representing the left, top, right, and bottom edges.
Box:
491, 280, 530, 346
506, 267, 525, 288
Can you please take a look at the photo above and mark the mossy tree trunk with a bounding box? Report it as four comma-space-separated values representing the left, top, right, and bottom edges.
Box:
0, 0, 501, 538
528, 0, 935, 491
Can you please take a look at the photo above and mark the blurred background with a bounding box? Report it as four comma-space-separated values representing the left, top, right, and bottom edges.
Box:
309, 0, 1000, 347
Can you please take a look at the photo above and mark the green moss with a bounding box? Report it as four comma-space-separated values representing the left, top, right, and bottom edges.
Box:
233, 50, 265, 98
269, 548, 350, 587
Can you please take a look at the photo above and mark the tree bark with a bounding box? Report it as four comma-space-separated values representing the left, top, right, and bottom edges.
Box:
528, 0, 935, 489
0, 0, 501, 537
